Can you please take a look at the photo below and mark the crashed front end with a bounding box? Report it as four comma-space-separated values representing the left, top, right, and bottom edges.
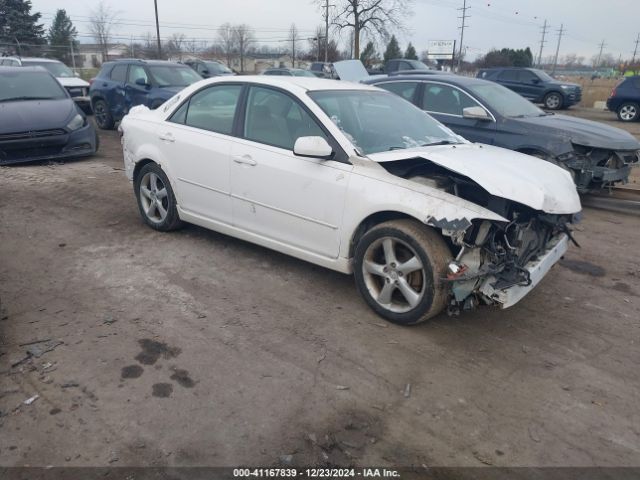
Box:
563, 145, 640, 192
433, 205, 577, 315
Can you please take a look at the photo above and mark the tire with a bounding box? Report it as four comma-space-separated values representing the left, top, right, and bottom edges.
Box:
353, 219, 452, 325
617, 102, 640, 122
93, 99, 115, 130
134, 163, 183, 231
543, 91, 563, 110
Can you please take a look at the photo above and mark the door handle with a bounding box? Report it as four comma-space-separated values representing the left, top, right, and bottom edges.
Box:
233, 155, 257, 166
158, 132, 175, 143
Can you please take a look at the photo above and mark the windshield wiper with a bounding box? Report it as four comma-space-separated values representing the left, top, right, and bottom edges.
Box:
0, 96, 57, 102
421, 140, 459, 147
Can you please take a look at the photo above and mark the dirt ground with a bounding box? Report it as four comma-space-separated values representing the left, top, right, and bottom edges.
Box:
1, 119, 640, 469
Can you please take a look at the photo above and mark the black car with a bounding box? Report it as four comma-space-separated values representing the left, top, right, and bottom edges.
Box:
89, 59, 202, 130
477, 67, 582, 110
0, 67, 98, 165
183, 59, 234, 78
367, 74, 640, 192
607, 76, 640, 122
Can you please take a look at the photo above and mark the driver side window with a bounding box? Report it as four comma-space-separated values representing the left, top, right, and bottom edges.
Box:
422, 83, 481, 116
127, 65, 148, 85
244, 86, 326, 150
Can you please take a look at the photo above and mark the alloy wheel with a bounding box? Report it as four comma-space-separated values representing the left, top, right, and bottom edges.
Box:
620, 104, 637, 121
139, 172, 169, 223
545, 93, 562, 110
361, 237, 426, 313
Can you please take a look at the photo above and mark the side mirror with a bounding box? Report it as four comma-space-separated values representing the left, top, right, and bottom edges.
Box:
293, 136, 333, 159
463, 106, 492, 121
135, 77, 150, 87
532, 78, 541, 84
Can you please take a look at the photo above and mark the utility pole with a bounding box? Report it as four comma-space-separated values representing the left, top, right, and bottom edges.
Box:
14, 37, 22, 57
537, 19, 549, 67
69, 40, 77, 72
551, 23, 564, 75
631, 32, 640, 68
595, 39, 606, 68
324, 0, 329, 62
154, 0, 162, 59
456, 0, 470, 72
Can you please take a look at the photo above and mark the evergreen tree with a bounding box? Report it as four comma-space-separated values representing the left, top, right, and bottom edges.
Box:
404, 42, 417, 60
48, 9, 77, 63
0, 0, 45, 55
383, 35, 402, 63
359, 41, 378, 67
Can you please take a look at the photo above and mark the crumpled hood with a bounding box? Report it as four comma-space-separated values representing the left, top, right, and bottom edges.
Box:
57, 77, 90, 88
513, 114, 640, 151
0, 99, 75, 134
369, 143, 581, 214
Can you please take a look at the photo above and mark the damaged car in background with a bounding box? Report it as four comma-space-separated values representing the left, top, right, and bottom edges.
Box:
366, 73, 640, 193
120, 77, 580, 324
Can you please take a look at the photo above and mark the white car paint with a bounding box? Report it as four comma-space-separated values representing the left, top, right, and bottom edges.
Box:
120, 76, 581, 313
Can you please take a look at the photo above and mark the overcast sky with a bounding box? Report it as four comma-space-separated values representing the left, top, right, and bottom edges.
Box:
30, 0, 640, 62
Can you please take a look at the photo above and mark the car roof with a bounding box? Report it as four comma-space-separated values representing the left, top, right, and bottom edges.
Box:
191, 75, 379, 93
0, 66, 51, 74
368, 73, 490, 87
19, 57, 62, 63
113, 59, 187, 66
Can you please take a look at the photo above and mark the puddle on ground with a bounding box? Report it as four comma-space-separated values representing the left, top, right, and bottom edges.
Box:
121, 365, 144, 379
152, 383, 173, 398
559, 259, 606, 277
135, 339, 181, 365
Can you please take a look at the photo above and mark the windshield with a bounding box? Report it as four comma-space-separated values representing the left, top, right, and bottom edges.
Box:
467, 82, 545, 118
23, 61, 74, 78
309, 90, 462, 155
0, 70, 67, 101
148, 66, 202, 87
204, 62, 232, 74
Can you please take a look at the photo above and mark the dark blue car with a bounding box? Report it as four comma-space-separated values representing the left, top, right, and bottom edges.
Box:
477, 67, 582, 110
607, 76, 640, 122
89, 59, 202, 130
367, 74, 640, 192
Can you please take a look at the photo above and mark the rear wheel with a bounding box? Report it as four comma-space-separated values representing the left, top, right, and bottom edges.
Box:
543, 92, 563, 110
353, 220, 452, 325
93, 99, 115, 130
617, 102, 639, 122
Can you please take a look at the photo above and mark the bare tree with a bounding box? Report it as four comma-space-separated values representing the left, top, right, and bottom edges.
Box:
321, 0, 412, 58
89, 1, 120, 61
233, 24, 254, 73
166, 33, 186, 61
288, 24, 300, 68
217, 23, 236, 67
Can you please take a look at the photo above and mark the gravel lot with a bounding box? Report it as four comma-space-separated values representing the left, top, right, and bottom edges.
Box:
1, 114, 640, 468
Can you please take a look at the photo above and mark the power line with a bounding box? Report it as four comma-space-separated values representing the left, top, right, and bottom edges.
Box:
551, 23, 564, 75
537, 19, 548, 67
456, 0, 470, 71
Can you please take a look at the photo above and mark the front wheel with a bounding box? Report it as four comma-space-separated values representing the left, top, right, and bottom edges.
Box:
353, 220, 452, 325
617, 102, 639, 122
134, 163, 183, 231
93, 99, 115, 130
543, 92, 563, 110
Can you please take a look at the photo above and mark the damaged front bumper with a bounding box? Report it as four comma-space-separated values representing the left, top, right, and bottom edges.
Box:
478, 233, 568, 308
565, 148, 640, 191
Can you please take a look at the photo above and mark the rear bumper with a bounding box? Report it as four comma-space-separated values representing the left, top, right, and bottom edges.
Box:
0, 124, 97, 165
479, 234, 569, 308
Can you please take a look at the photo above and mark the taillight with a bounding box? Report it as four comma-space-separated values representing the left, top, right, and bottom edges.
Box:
609, 87, 616, 98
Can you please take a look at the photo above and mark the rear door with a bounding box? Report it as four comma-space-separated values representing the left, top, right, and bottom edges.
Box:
230, 85, 350, 259
104, 63, 128, 119
496, 69, 521, 95
418, 81, 497, 144
157, 83, 243, 225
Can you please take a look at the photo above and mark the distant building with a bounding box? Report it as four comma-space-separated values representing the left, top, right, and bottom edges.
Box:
76, 44, 129, 68
229, 52, 295, 74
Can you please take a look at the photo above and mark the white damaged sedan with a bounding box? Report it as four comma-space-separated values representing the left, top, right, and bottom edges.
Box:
120, 76, 581, 325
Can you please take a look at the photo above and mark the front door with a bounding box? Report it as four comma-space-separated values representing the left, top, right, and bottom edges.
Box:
125, 64, 151, 112
157, 83, 243, 226
419, 81, 497, 145
230, 85, 350, 259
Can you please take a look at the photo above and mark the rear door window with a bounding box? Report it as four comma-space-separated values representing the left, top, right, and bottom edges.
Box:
110, 64, 128, 82
498, 70, 518, 82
